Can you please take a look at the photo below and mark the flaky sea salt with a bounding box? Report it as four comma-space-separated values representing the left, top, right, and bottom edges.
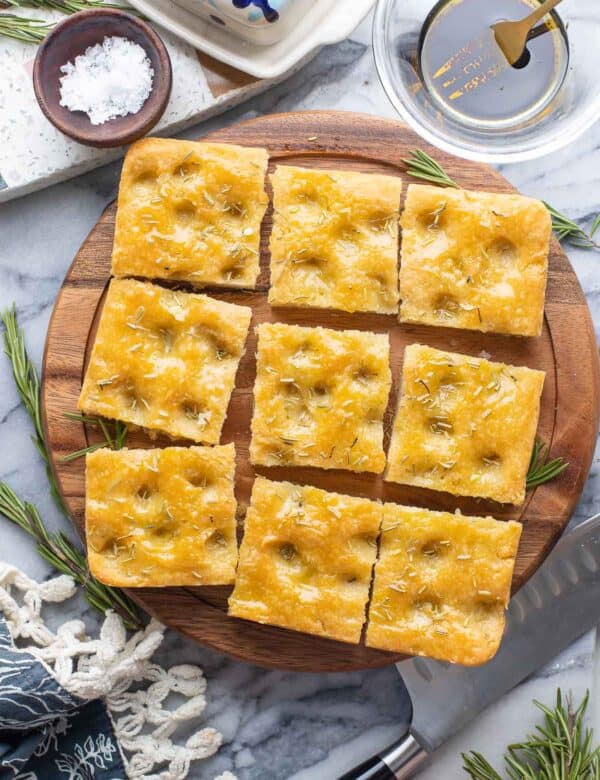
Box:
59, 36, 154, 126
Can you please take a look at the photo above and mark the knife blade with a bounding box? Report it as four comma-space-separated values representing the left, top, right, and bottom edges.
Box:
339, 512, 600, 779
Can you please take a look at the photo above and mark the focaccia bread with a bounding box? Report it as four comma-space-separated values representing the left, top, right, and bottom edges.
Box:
269, 165, 401, 313
78, 279, 251, 444
366, 503, 522, 665
385, 344, 545, 504
250, 322, 391, 473
228, 477, 382, 643
399, 184, 550, 336
86, 444, 238, 586
111, 138, 269, 289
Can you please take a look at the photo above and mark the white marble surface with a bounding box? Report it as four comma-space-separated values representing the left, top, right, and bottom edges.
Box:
1, 12, 599, 780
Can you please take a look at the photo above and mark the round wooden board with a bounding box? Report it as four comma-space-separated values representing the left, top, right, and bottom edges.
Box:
42, 111, 600, 672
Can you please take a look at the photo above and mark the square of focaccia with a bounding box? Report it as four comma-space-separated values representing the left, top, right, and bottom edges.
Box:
386, 344, 544, 504
250, 323, 391, 473
111, 138, 269, 289
366, 503, 522, 664
399, 184, 550, 336
228, 477, 382, 643
78, 279, 251, 444
268, 165, 402, 313
86, 444, 237, 587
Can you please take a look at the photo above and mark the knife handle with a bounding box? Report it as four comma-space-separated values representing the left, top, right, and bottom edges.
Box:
338, 733, 429, 779
337, 755, 395, 780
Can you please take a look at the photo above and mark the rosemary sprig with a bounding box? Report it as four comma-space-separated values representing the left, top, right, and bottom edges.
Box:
0, 11, 50, 41
402, 149, 459, 189
543, 202, 600, 250
1, 305, 65, 510
526, 439, 568, 490
3, 0, 133, 12
0, 483, 142, 630
61, 412, 128, 462
0, 306, 143, 631
0, 0, 141, 44
463, 690, 600, 779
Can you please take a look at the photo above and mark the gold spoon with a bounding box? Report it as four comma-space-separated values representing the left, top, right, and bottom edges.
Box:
491, 0, 564, 65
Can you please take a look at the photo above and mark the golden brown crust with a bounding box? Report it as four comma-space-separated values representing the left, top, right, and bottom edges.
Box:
399, 185, 550, 336
366, 504, 522, 665
86, 444, 237, 586
111, 138, 269, 289
385, 344, 545, 504
269, 165, 401, 313
250, 322, 391, 473
228, 477, 382, 644
78, 279, 251, 444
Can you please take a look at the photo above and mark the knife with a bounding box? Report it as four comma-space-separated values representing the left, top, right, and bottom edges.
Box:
339, 512, 600, 780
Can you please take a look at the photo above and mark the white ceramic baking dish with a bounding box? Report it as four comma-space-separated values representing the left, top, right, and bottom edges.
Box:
168, 0, 317, 46
125, 0, 375, 78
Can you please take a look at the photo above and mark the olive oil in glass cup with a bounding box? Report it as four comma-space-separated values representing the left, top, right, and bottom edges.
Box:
372, 0, 600, 162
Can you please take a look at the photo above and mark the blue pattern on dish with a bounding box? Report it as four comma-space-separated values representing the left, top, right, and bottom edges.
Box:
232, 0, 279, 23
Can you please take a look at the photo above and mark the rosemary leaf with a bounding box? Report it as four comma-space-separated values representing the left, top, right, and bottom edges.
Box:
60, 441, 109, 462
402, 149, 459, 189
0, 12, 50, 42
526, 439, 568, 490
62, 412, 128, 461
543, 202, 600, 250
96, 416, 112, 445
0, 305, 143, 631
463, 690, 600, 780
64, 411, 107, 424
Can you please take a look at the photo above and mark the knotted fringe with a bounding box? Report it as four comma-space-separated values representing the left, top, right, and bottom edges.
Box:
0, 563, 236, 780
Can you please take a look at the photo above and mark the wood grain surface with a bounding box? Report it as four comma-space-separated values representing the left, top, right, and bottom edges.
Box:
41, 111, 600, 672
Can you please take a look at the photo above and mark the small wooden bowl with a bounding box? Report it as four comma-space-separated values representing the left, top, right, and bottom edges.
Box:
33, 9, 172, 148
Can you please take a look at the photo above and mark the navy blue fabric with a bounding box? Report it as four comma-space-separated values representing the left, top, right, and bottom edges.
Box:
0, 618, 126, 779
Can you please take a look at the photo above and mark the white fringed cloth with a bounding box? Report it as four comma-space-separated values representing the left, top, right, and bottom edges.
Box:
0, 563, 236, 780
